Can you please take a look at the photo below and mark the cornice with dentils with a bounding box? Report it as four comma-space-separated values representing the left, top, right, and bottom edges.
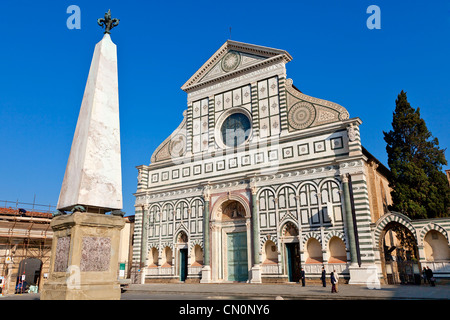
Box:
181, 40, 292, 92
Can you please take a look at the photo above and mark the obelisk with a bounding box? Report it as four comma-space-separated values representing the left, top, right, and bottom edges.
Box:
41, 10, 125, 300
57, 10, 122, 214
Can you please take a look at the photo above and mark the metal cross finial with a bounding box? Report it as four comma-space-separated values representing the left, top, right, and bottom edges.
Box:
97, 9, 120, 34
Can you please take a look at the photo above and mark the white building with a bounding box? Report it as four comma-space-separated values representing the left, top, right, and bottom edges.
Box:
133, 40, 450, 285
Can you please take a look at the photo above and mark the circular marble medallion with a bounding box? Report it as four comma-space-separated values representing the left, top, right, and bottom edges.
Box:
221, 51, 241, 72
288, 101, 316, 129
169, 134, 186, 157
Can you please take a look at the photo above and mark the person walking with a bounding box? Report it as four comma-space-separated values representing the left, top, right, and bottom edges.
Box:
300, 267, 306, 287
330, 271, 337, 293
321, 266, 326, 287
426, 267, 435, 287
333, 269, 339, 292
422, 267, 428, 285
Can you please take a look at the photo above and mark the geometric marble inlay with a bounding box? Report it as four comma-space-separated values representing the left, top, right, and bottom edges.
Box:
80, 237, 111, 272
288, 101, 316, 130
54, 236, 71, 272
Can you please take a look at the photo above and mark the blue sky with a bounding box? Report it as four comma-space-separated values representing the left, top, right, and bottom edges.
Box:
0, 0, 449, 216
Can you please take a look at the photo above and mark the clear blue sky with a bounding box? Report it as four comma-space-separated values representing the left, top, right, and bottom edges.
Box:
1, 0, 449, 217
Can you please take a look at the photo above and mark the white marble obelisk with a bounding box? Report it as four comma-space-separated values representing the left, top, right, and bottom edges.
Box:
57, 33, 122, 213
42, 30, 124, 300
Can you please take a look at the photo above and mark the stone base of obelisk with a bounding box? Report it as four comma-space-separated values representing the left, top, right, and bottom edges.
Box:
41, 211, 125, 300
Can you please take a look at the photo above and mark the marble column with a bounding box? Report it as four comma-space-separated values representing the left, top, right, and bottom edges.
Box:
341, 174, 358, 265
250, 182, 261, 283
140, 205, 149, 266
200, 186, 211, 283
140, 205, 149, 284
342, 174, 380, 287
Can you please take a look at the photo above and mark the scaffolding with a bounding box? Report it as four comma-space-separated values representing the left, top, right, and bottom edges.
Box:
0, 200, 53, 295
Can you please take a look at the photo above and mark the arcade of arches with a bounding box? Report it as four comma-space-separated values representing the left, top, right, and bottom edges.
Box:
144, 210, 450, 284
376, 214, 450, 284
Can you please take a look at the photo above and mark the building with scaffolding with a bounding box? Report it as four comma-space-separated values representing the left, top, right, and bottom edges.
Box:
0, 200, 136, 295
0, 201, 54, 295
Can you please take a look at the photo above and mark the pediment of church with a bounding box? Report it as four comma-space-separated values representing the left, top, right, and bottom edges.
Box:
181, 40, 292, 92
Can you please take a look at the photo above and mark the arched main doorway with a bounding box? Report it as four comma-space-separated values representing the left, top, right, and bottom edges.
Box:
210, 197, 251, 282
16, 258, 42, 293
379, 221, 420, 284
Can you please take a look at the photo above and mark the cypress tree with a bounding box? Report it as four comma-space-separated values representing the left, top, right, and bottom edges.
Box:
383, 90, 450, 219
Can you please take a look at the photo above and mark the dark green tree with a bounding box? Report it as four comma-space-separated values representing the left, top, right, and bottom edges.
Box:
383, 90, 450, 219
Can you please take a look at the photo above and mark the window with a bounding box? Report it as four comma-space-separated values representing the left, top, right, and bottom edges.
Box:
299, 184, 320, 225
258, 189, 276, 228
176, 201, 188, 220
191, 199, 204, 219
320, 181, 342, 224
221, 112, 251, 147
278, 186, 297, 210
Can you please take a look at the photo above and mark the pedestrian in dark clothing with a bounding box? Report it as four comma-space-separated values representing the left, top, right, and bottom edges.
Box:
330, 271, 337, 293
300, 268, 305, 286
321, 266, 326, 287
426, 267, 435, 286
422, 267, 428, 285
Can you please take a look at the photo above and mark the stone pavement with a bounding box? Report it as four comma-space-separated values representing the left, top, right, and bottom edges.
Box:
0, 282, 448, 300
124, 282, 450, 300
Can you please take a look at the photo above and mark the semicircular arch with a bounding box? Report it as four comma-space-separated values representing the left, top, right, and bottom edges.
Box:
373, 211, 417, 246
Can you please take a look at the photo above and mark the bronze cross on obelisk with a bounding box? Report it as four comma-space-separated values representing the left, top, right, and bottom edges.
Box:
97, 9, 120, 34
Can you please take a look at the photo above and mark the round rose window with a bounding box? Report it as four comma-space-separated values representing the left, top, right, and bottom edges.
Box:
220, 113, 251, 147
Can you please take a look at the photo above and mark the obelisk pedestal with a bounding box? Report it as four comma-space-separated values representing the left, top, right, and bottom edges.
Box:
41, 212, 125, 300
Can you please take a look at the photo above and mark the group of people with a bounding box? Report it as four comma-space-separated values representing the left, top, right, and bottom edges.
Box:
298, 266, 437, 290
422, 266, 436, 286
299, 267, 340, 293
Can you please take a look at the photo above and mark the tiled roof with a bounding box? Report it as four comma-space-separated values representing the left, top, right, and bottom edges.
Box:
0, 207, 52, 218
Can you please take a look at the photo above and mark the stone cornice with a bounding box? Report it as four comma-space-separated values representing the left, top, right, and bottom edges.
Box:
181, 40, 292, 93
134, 157, 366, 205
184, 55, 289, 94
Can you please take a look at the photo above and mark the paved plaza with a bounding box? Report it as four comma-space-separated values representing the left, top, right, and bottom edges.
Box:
2, 282, 448, 300
123, 282, 450, 300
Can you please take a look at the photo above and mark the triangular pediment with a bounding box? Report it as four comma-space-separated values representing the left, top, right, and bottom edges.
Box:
181, 40, 292, 92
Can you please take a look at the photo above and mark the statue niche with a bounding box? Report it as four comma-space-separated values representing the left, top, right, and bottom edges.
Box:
177, 231, 188, 243
221, 200, 246, 221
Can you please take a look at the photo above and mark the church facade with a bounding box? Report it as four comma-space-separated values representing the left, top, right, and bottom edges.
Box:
133, 40, 450, 284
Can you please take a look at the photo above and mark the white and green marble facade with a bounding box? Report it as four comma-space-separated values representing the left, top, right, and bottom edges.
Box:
133, 41, 450, 284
